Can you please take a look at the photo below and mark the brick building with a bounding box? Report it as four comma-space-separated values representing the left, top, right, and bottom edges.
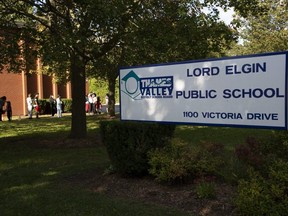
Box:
0, 23, 93, 117
0, 60, 72, 117
0, 23, 73, 117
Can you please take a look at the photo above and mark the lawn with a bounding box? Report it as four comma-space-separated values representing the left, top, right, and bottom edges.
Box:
0, 115, 273, 215
0, 115, 188, 216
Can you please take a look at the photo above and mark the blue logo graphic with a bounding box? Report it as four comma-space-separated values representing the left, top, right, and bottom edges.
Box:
121, 70, 174, 100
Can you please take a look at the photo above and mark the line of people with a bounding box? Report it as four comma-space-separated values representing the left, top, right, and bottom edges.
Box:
26, 93, 40, 119
1, 92, 108, 121
26, 93, 63, 119
86, 92, 104, 115
49, 95, 63, 118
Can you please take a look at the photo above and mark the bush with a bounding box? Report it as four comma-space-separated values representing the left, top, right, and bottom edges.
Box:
195, 181, 216, 199
235, 132, 288, 215
148, 144, 197, 183
33, 98, 72, 115
194, 142, 225, 176
148, 141, 225, 184
235, 137, 264, 170
62, 99, 72, 113
236, 169, 272, 215
235, 132, 288, 174
262, 131, 288, 161
217, 155, 249, 184
100, 121, 175, 176
236, 160, 288, 215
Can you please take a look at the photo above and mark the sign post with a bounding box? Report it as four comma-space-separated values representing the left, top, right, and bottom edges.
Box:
119, 51, 288, 129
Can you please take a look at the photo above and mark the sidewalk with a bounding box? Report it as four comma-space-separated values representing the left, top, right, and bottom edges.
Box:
1, 104, 120, 121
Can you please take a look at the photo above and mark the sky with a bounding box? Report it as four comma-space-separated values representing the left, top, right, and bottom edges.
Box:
218, 7, 244, 44
203, 6, 235, 25
218, 7, 234, 25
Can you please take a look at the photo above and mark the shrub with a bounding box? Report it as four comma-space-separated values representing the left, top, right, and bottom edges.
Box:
148, 144, 197, 183
195, 181, 216, 199
62, 99, 72, 113
235, 132, 288, 215
194, 142, 225, 176
261, 131, 288, 161
33, 98, 72, 115
100, 121, 175, 176
236, 160, 288, 216
235, 132, 288, 174
236, 169, 272, 216
148, 141, 225, 184
217, 155, 249, 184
235, 136, 264, 169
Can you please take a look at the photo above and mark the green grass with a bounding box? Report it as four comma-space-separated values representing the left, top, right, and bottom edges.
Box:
0, 115, 187, 216
0, 115, 274, 215
174, 125, 274, 151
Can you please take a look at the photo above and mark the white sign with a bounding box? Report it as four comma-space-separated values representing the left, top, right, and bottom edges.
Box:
119, 52, 288, 129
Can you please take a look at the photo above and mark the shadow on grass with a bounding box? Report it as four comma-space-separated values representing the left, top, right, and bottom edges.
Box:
0, 114, 110, 147
0, 114, 190, 216
174, 125, 274, 151
0, 115, 276, 216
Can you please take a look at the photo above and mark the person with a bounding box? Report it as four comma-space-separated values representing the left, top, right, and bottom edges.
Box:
105, 93, 109, 113
34, 93, 40, 119
88, 93, 93, 115
92, 93, 97, 114
6, 101, 12, 121
49, 95, 56, 117
85, 95, 89, 113
96, 96, 102, 114
26, 93, 33, 119
0, 96, 7, 121
56, 95, 62, 118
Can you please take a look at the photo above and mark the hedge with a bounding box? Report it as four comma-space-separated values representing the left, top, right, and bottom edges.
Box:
100, 120, 175, 176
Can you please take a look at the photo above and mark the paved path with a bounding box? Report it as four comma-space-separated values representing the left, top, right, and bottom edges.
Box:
101, 104, 119, 113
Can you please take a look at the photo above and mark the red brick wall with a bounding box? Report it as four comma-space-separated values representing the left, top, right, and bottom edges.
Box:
58, 84, 67, 98
43, 75, 53, 98
27, 73, 38, 97
0, 71, 24, 116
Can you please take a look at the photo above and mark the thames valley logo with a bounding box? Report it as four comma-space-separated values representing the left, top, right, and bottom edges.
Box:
121, 70, 174, 100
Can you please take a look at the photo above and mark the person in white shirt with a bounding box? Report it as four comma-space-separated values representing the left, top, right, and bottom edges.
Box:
105, 93, 109, 113
56, 95, 63, 118
88, 93, 94, 114
26, 94, 33, 119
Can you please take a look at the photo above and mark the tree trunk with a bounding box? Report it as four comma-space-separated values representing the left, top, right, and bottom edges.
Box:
108, 75, 117, 117
69, 54, 87, 139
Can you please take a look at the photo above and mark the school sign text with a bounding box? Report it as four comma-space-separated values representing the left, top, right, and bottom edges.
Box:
119, 52, 288, 129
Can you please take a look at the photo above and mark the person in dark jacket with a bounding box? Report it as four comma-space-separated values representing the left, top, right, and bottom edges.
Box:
6, 101, 12, 121
49, 95, 56, 117
0, 96, 7, 121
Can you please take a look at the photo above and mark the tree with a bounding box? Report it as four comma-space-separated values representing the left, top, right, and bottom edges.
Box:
228, 0, 288, 55
0, 0, 141, 138
0, 0, 244, 135
89, 0, 236, 116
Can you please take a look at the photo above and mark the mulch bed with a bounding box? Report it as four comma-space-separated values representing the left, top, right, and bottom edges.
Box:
66, 168, 238, 216
40, 126, 238, 216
